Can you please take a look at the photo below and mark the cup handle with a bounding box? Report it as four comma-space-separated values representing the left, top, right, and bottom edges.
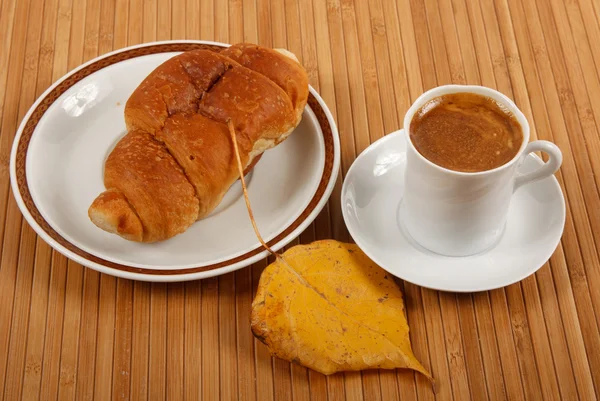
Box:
514, 140, 562, 192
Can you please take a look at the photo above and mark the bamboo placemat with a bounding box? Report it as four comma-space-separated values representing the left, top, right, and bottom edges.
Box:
1, 0, 599, 399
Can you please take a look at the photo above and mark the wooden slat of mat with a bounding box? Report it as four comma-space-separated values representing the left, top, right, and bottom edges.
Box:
166, 283, 184, 400
367, 0, 400, 135
234, 266, 256, 401
548, 0, 600, 318
56, 261, 84, 401
542, 0, 600, 320
533, 0, 600, 396
148, 284, 167, 400
183, 281, 201, 400
0, 0, 27, 392
577, 0, 600, 125
515, 1, 598, 399
284, 0, 302, 63
3, 224, 37, 401
143, 0, 158, 44
202, 278, 220, 400
75, 269, 100, 401
219, 274, 238, 401
215, 0, 227, 43
0, 0, 18, 123
2, 0, 600, 400
130, 281, 150, 399
39, 254, 68, 401
157, 0, 170, 41
200, 0, 214, 41
558, 0, 600, 196
0, 0, 33, 397
20, 241, 52, 401
506, 0, 600, 396
113, 0, 129, 49
97, 276, 117, 400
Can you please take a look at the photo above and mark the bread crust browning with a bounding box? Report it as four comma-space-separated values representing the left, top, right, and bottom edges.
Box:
199, 66, 296, 143
102, 130, 199, 242
221, 43, 309, 122
124, 50, 238, 135
157, 113, 253, 219
88, 188, 144, 242
89, 45, 309, 242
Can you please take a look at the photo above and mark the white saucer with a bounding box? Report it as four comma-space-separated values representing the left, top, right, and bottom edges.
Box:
341, 129, 565, 292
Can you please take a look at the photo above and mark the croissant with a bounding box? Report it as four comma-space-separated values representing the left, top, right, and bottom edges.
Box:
88, 44, 309, 242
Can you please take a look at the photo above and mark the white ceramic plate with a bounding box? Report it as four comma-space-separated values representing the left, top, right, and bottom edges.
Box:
342, 130, 565, 292
10, 40, 340, 281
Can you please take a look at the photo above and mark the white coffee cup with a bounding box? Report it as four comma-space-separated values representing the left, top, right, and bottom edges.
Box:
400, 85, 562, 257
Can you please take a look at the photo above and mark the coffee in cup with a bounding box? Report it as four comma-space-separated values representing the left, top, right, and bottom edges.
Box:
409, 93, 523, 173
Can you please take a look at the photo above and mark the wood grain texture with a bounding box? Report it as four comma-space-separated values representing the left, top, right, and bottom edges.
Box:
1, 0, 599, 399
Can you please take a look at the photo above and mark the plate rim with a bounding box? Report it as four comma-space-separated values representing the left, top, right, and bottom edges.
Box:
10, 40, 341, 282
341, 129, 566, 293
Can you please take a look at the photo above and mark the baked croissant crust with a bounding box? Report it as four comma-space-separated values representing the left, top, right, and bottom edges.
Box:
88, 44, 309, 242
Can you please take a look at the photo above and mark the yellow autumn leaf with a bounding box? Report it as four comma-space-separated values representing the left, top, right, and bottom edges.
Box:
251, 240, 431, 377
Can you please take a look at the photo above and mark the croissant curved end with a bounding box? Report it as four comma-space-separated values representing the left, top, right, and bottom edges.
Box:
88, 189, 144, 242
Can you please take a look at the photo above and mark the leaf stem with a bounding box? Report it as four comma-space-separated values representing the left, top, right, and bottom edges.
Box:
227, 119, 277, 256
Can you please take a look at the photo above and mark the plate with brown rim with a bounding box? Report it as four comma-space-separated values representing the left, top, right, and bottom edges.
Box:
10, 40, 340, 282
